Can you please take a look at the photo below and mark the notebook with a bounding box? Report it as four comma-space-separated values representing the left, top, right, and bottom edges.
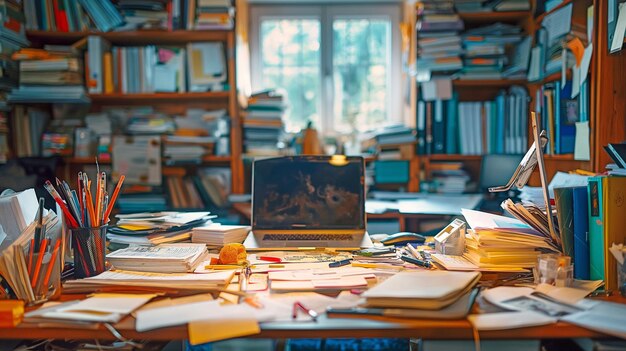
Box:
362, 270, 481, 310
243, 156, 373, 250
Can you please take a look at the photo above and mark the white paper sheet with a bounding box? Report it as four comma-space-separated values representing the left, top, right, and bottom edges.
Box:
610, 3, 626, 53
574, 121, 591, 161
468, 311, 557, 330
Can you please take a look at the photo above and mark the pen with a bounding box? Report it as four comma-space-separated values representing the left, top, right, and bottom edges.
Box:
351, 262, 404, 270
258, 256, 282, 263
43, 181, 79, 228
292, 302, 318, 321
400, 255, 432, 268
34, 198, 44, 251
329, 259, 352, 268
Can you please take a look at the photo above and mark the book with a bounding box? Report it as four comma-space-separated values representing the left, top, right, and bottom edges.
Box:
362, 271, 481, 310
191, 224, 251, 246
572, 186, 590, 280
553, 187, 574, 258
106, 243, 209, 273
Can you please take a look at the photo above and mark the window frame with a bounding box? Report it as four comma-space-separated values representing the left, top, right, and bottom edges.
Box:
249, 3, 402, 136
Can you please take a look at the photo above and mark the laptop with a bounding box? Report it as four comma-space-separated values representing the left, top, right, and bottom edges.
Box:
243, 155, 373, 250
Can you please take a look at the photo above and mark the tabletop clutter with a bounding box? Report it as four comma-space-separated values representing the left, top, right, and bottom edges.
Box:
0, 176, 626, 346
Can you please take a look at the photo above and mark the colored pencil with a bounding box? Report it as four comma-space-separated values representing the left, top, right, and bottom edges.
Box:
42, 239, 62, 292
102, 175, 125, 224
30, 238, 49, 288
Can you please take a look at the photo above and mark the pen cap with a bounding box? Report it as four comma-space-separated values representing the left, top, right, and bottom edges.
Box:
69, 225, 107, 278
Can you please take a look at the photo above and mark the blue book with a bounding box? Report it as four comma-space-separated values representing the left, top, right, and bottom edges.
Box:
572, 186, 590, 280
374, 161, 409, 184
432, 100, 445, 154
495, 93, 505, 154
559, 81, 577, 154
445, 93, 458, 154
554, 81, 561, 154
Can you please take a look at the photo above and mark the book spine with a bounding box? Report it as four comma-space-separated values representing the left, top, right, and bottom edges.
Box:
572, 186, 590, 280
588, 176, 604, 282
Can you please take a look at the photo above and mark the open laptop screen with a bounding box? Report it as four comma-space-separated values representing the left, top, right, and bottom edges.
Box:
252, 156, 365, 230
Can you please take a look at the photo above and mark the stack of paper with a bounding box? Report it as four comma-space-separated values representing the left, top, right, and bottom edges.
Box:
191, 224, 251, 246
268, 267, 376, 293
0, 188, 38, 244
62, 269, 235, 294
461, 209, 560, 270
362, 270, 481, 310
107, 244, 209, 273
107, 211, 215, 246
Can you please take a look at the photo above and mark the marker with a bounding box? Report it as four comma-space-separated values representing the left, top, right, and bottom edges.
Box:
400, 255, 432, 268
329, 259, 352, 268
205, 264, 243, 270
292, 302, 318, 321
268, 264, 285, 268
351, 262, 404, 270
258, 256, 282, 263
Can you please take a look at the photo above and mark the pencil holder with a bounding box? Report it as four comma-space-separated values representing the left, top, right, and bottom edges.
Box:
70, 225, 107, 278
16, 234, 64, 306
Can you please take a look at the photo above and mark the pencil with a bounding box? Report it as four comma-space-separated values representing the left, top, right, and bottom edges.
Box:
102, 175, 125, 224
95, 172, 102, 226
43, 181, 79, 228
30, 238, 49, 288
27, 238, 35, 276
42, 239, 62, 293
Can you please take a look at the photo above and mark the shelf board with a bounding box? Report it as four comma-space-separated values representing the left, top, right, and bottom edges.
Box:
459, 11, 528, 23
427, 154, 483, 161
528, 71, 571, 86
544, 154, 580, 161
66, 156, 231, 166
89, 92, 230, 103
535, 0, 572, 25
453, 79, 526, 87
26, 30, 230, 45
65, 157, 111, 165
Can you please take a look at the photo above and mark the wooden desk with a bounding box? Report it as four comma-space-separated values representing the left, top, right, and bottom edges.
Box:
0, 313, 609, 341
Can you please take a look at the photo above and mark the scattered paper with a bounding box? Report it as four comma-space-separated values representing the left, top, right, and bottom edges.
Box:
398, 194, 482, 215
421, 81, 437, 101
543, 3, 573, 45
574, 121, 591, 161
561, 47, 567, 86
610, 3, 626, 53
436, 79, 452, 100
609, 243, 625, 265
563, 301, 626, 339
580, 44, 593, 85
468, 311, 557, 330
571, 66, 580, 98
587, 5, 594, 43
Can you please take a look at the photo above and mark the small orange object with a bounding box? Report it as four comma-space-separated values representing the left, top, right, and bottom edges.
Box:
218, 243, 247, 265
0, 300, 24, 327
209, 257, 220, 265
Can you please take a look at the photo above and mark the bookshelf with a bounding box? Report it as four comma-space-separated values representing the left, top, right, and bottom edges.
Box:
1, 1, 246, 214
410, 0, 596, 188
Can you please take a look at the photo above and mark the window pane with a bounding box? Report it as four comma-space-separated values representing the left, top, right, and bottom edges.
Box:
333, 18, 390, 134
260, 19, 321, 132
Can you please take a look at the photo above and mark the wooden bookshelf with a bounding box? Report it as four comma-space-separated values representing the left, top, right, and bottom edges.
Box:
459, 11, 528, 23
89, 92, 231, 104
26, 30, 231, 45
427, 155, 483, 161
65, 157, 112, 165
453, 79, 526, 88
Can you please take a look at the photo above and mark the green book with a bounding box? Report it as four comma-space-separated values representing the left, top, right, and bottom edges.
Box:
587, 176, 605, 282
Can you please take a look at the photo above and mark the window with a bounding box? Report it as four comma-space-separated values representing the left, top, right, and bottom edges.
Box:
250, 5, 402, 136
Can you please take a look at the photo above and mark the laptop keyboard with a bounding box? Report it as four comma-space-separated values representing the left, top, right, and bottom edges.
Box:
263, 234, 354, 241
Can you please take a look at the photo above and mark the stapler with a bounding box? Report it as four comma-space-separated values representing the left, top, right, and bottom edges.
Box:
380, 232, 426, 246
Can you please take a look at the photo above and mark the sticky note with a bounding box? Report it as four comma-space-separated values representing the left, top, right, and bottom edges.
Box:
188, 318, 260, 345
574, 121, 590, 161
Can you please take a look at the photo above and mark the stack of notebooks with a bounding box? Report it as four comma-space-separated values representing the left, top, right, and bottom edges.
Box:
163, 135, 216, 165
243, 90, 286, 156
458, 23, 524, 80
117, 0, 170, 30
107, 243, 209, 273
190, 0, 235, 30
106, 211, 215, 246
9, 48, 88, 103
0, 188, 39, 244
358, 271, 481, 319
430, 163, 471, 194
415, 1, 463, 79
191, 224, 251, 247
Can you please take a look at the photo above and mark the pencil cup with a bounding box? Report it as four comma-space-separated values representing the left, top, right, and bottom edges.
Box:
618, 261, 626, 297
70, 226, 107, 278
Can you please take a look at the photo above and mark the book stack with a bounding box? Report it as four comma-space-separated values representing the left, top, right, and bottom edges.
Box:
361, 125, 417, 154
0, 0, 29, 51
77, 0, 125, 32
9, 48, 88, 103
454, 0, 529, 12
361, 271, 481, 318
24, 0, 123, 32
163, 135, 216, 165
417, 86, 528, 155
458, 23, 523, 80
85, 113, 112, 161
180, 108, 230, 156
117, 0, 170, 30
125, 113, 176, 134
243, 90, 285, 156
191, 224, 251, 247
107, 244, 209, 273
190, 0, 235, 30
116, 191, 168, 213
195, 167, 231, 208
415, 1, 463, 79
430, 162, 471, 194
106, 211, 214, 246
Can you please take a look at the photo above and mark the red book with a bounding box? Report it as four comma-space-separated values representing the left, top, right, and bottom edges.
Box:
52, 0, 69, 32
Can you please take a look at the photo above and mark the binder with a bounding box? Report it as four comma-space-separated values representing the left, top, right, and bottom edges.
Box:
572, 186, 590, 280
588, 176, 605, 282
